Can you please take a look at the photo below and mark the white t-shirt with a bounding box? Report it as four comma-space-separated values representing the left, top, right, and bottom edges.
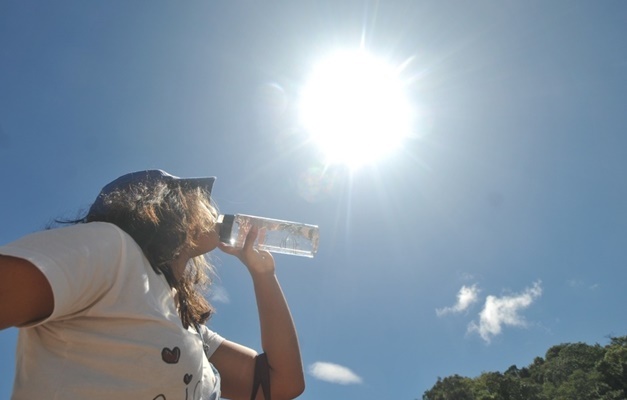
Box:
0, 222, 225, 400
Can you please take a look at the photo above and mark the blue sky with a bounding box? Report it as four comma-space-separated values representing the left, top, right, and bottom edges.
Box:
1, 1, 626, 399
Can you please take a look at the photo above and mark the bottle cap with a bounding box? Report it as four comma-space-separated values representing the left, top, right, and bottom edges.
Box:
218, 214, 235, 243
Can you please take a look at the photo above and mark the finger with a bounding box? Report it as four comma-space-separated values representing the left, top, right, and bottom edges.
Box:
217, 241, 237, 255
242, 225, 259, 253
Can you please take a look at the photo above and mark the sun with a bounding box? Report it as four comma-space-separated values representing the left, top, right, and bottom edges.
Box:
299, 50, 413, 168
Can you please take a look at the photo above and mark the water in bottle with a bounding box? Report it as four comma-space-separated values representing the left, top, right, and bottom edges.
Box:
218, 214, 319, 257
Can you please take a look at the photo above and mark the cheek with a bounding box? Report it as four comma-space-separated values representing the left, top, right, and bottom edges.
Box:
200, 230, 220, 252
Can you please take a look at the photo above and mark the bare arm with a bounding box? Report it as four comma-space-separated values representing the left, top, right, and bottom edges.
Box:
0, 255, 54, 330
212, 227, 305, 400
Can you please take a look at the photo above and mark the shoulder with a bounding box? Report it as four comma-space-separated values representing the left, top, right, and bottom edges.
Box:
61, 222, 145, 264
2, 222, 128, 246
0, 222, 149, 326
54, 221, 130, 240
0, 222, 145, 280
10, 222, 138, 252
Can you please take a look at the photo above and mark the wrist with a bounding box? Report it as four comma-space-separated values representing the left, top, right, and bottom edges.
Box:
250, 268, 277, 282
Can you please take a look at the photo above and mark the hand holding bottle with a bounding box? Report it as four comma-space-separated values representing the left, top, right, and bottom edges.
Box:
218, 225, 275, 276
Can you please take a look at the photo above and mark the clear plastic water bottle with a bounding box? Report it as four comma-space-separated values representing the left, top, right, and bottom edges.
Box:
217, 214, 319, 257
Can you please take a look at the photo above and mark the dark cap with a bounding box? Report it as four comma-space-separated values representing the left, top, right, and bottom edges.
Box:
89, 169, 216, 216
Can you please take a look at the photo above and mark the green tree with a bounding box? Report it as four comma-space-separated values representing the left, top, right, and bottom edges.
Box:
542, 342, 605, 386
422, 335, 627, 400
553, 369, 602, 400
474, 371, 543, 400
423, 375, 474, 400
597, 336, 627, 398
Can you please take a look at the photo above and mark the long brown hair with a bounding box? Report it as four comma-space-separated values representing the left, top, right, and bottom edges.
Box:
82, 180, 217, 329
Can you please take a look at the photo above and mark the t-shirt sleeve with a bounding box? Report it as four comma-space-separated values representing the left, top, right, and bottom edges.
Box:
0, 222, 134, 325
199, 325, 225, 358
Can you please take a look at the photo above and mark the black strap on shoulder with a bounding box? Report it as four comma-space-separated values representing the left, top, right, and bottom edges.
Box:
250, 353, 271, 400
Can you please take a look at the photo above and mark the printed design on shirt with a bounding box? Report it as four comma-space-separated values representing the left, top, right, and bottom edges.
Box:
161, 346, 181, 364
154, 346, 205, 400
152, 376, 201, 400
186, 378, 202, 400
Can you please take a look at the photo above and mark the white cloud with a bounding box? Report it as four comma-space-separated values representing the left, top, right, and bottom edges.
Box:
567, 278, 584, 288
308, 362, 363, 385
468, 281, 542, 343
436, 284, 480, 316
209, 285, 230, 304
567, 279, 599, 290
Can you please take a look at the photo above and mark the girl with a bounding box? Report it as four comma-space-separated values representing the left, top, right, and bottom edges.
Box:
0, 169, 304, 399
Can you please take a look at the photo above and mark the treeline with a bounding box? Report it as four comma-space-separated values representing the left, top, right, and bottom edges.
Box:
423, 336, 627, 400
